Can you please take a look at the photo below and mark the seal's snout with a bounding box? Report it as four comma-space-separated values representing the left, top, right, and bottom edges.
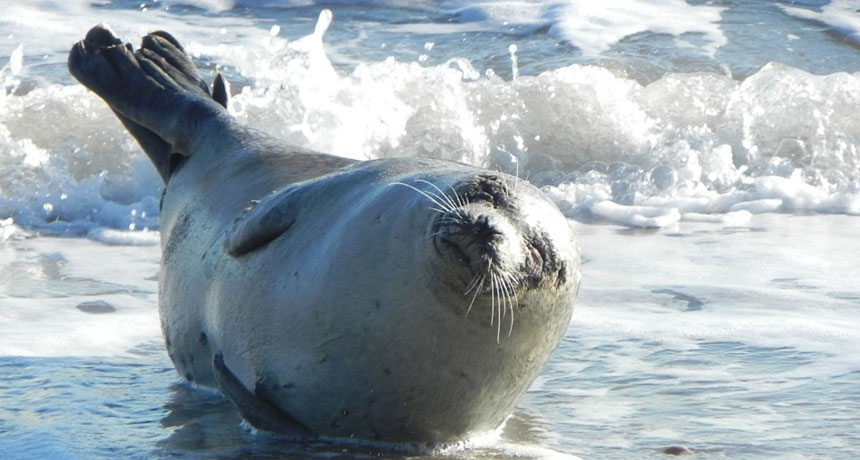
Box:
428, 173, 570, 297
435, 212, 510, 275
430, 174, 519, 274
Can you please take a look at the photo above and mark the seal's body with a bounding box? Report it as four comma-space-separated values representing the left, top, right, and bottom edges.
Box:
69, 24, 580, 444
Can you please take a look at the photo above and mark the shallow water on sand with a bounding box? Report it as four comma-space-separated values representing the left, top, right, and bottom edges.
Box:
2, 214, 859, 459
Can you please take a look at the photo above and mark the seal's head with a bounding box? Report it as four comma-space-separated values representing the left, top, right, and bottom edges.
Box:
395, 170, 580, 341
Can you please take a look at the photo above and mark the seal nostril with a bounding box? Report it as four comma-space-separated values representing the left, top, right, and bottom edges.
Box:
529, 244, 543, 268
434, 212, 506, 275
527, 238, 548, 270
473, 215, 503, 242
556, 263, 568, 288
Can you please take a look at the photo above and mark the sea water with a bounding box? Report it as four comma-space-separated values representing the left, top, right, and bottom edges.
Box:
1, 1, 859, 458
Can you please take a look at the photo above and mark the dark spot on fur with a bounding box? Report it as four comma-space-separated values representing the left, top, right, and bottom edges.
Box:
383, 368, 392, 375
199, 332, 208, 345
185, 372, 194, 382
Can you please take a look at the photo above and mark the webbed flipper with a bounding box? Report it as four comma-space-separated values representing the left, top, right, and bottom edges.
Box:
68, 24, 226, 181
212, 352, 314, 437
224, 190, 300, 257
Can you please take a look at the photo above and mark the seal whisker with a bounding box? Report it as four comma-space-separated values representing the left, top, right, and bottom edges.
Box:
449, 185, 466, 209
464, 273, 482, 295
500, 270, 518, 336
489, 272, 495, 327
390, 182, 454, 214
438, 215, 466, 225
464, 274, 485, 318
499, 272, 507, 321
414, 180, 455, 211
416, 179, 460, 213
491, 271, 503, 343
424, 230, 447, 241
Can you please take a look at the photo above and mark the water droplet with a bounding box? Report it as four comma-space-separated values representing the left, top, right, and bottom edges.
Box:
508, 44, 519, 80
9, 43, 23, 75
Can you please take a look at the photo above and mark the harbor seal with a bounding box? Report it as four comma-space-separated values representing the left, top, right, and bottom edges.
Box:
68, 22, 581, 444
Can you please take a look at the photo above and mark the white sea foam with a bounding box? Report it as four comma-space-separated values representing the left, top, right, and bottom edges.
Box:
552, 0, 726, 56
0, 237, 161, 357
573, 213, 860, 374
382, 0, 726, 57
1, 4, 859, 237
780, 0, 860, 46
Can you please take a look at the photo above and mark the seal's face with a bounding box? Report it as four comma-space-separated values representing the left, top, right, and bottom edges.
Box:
396, 172, 579, 341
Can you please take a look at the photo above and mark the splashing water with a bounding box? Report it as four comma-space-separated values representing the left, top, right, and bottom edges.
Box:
1, 3, 859, 236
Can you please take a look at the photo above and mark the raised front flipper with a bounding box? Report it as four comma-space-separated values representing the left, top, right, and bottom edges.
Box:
212, 353, 314, 437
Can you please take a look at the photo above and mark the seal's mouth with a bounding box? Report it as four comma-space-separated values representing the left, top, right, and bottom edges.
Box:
434, 213, 503, 275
